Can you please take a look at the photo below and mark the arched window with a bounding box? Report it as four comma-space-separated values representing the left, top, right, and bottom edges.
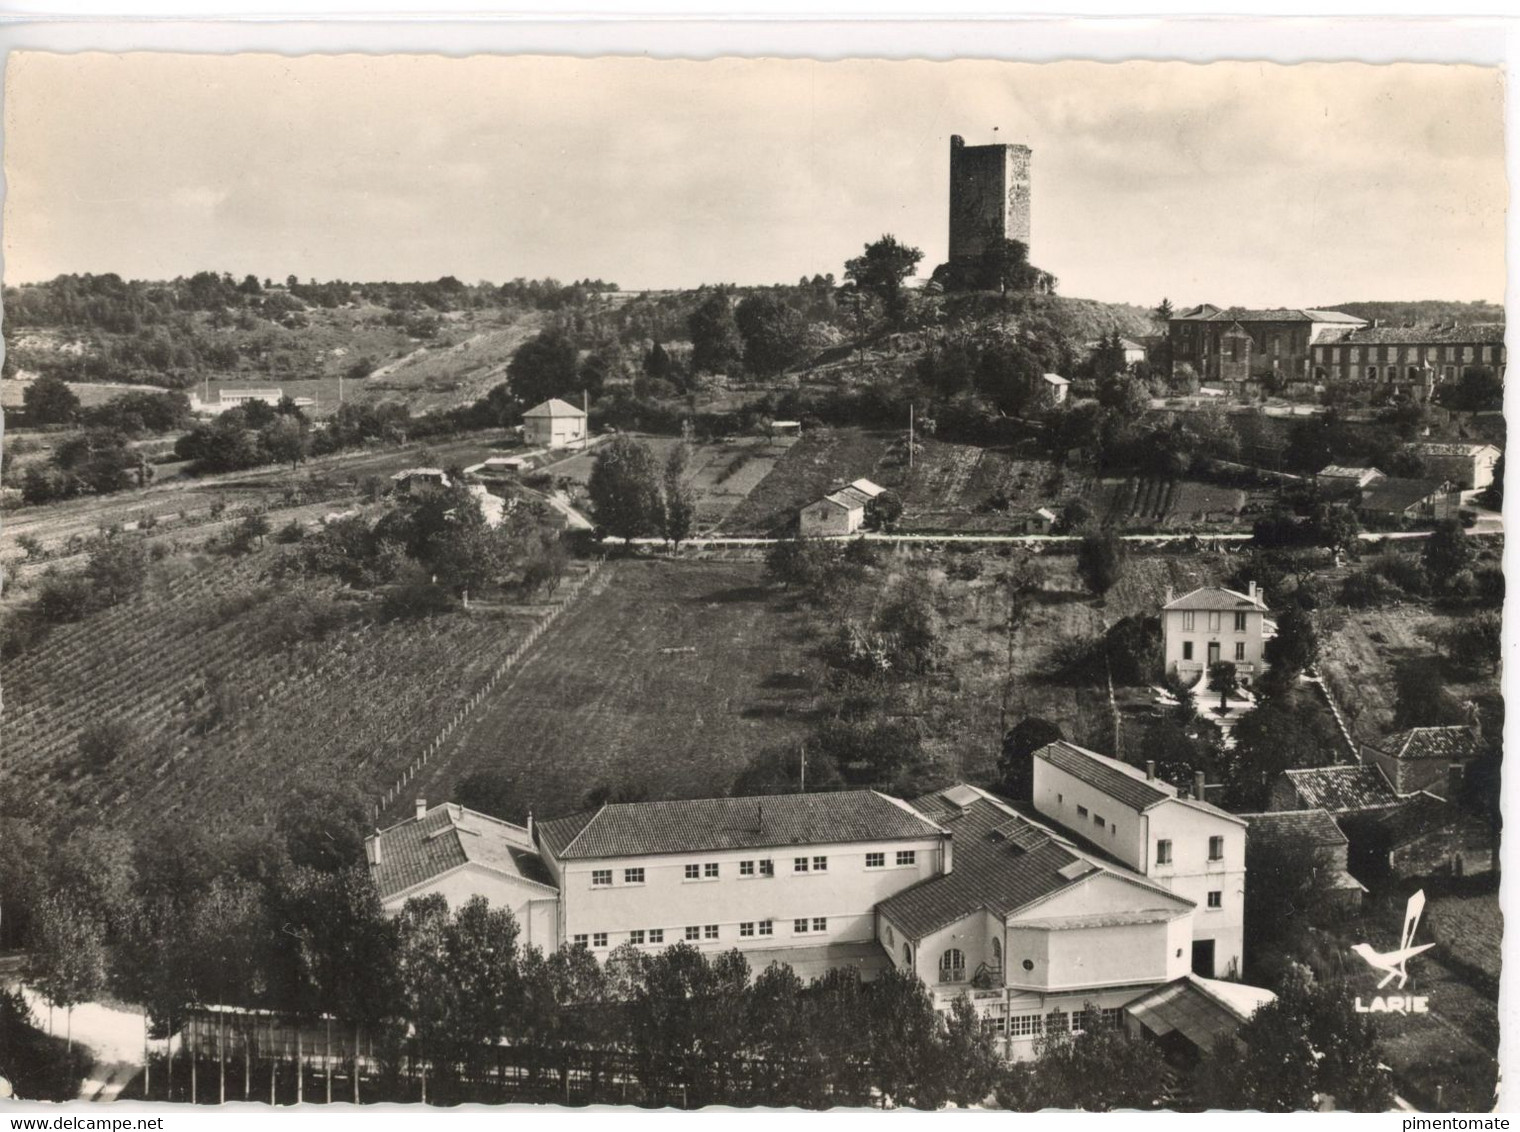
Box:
939, 948, 966, 984
902, 943, 912, 967
990, 937, 1003, 971
885, 925, 895, 950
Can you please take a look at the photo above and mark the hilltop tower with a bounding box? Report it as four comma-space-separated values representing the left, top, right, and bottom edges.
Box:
948, 134, 1032, 264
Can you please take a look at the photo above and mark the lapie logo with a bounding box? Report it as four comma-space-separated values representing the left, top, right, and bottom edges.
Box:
1352, 890, 1435, 1014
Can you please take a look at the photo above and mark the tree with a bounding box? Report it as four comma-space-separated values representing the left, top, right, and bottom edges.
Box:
1262, 605, 1318, 693
735, 293, 808, 376
864, 490, 903, 532
941, 994, 1000, 1106
1197, 966, 1391, 1112
260, 415, 310, 470
661, 443, 696, 550
1207, 660, 1239, 712
1392, 657, 1467, 728
1437, 366, 1503, 413
862, 966, 942, 1108
85, 536, 149, 606
1142, 716, 1220, 791
1218, 694, 1341, 809
1425, 611, 1501, 677
22, 373, 80, 425
687, 292, 743, 376
997, 719, 1064, 801
1242, 832, 1338, 976
1153, 297, 1175, 324
974, 238, 1041, 294
1010, 1006, 1167, 1111
507, 329, 579, 405
587, 435, 663, 541
25, 893, 108, 1056
1076, 532, 1127, 597
1422, 518, 1472, 583
844, 235, 923, 326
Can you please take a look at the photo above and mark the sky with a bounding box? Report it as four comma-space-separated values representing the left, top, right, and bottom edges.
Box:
3, 53, 1507, 308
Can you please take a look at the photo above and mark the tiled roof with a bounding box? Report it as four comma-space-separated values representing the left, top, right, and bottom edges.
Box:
370, 804, 556, 901
825, 486, 875, 509
1280, 765, 1400, 814
535, 790, 945, 861
1341, 323, 1505, 346
1162, 585, 1269, 613
1318, 465, 1384, 482
1411, 442, 1501, 458
1359, 476, 1450, 515
1240, 809, 1348, 847
1034, 741, 1170, 811
1180, 307, 1365, 325
1370, 726, 1481, 762
523, 398, 587, 418
877, 785, 1185, 940
1370, 793, 1471, 846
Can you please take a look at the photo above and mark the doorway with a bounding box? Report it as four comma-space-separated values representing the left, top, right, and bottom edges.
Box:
1191, 939, 1216, 977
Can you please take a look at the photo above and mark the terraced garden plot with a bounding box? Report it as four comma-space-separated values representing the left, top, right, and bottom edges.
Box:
404, 559, 818, 821
721, 429, 898, 536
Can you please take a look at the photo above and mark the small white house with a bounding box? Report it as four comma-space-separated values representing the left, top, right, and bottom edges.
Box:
523, 398, 588, 449
799, 478, 886, 536
1041, 373, 1071, 405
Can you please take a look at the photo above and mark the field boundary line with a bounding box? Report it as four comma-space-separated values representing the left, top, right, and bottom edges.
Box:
371, 556, 608, 821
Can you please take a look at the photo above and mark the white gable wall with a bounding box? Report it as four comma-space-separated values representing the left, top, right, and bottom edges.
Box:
381, 862, 560, 949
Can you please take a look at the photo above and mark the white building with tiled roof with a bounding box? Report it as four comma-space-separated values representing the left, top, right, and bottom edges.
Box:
365, 800, 560, 948
1161, 582, 1270, 688
534, 790, 949, 965
875, 782, 1199, 1059
1031, 741, 1247, 979
522, 397, 588, 449
798, 478, 886, 536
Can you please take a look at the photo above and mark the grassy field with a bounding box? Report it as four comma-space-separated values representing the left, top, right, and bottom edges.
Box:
1424, 888, 1502, 985
402, 559, 820, 822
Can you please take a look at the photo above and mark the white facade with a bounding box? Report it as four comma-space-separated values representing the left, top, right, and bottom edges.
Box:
543, 835, 946, 959
1032, 744, 1247, 979
1161, 583, 1269, 687
522, 398, 588, 449
799, 497, 862, 536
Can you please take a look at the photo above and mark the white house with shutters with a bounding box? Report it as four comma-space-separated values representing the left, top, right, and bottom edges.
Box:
1161, 583, 1270, 688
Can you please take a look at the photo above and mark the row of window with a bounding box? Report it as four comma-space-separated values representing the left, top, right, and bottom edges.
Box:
1053, 794, 1117, 836
1315, 344, 1496, 365
571, 918, 829, 949
1180, 640, 1248, 662
1154, 836, 1226, 865
1179, 611, 1250, 632
997, 1007, 1124, 1038
589, 851, 917, 888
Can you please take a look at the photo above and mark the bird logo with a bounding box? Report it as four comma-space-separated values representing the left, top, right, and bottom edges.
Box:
1351, 890, 1434, 990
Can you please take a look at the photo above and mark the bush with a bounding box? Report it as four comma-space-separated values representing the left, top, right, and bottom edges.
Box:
1338, 569, 1402, 609
381, 568, 459, 620
36, 575, 94, 623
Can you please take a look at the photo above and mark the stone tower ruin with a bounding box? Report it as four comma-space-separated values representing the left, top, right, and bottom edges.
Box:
948, 134, 1032, 264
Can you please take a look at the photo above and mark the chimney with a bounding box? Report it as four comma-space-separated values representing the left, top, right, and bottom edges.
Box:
1194, 771, 1207, 801
415, 797, 427, 821
365, 833, 382, 866
942, 831, 954, 874
1248, 580, 1257, 602
526, 810, 535, 842
1164, 585, 1174, 604
1146, 760, 1156, 782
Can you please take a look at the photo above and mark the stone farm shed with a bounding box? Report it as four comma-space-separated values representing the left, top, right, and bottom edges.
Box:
799, 479, 886, 536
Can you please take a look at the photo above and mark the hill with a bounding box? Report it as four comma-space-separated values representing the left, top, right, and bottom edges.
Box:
1315, 299, 1504, 326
